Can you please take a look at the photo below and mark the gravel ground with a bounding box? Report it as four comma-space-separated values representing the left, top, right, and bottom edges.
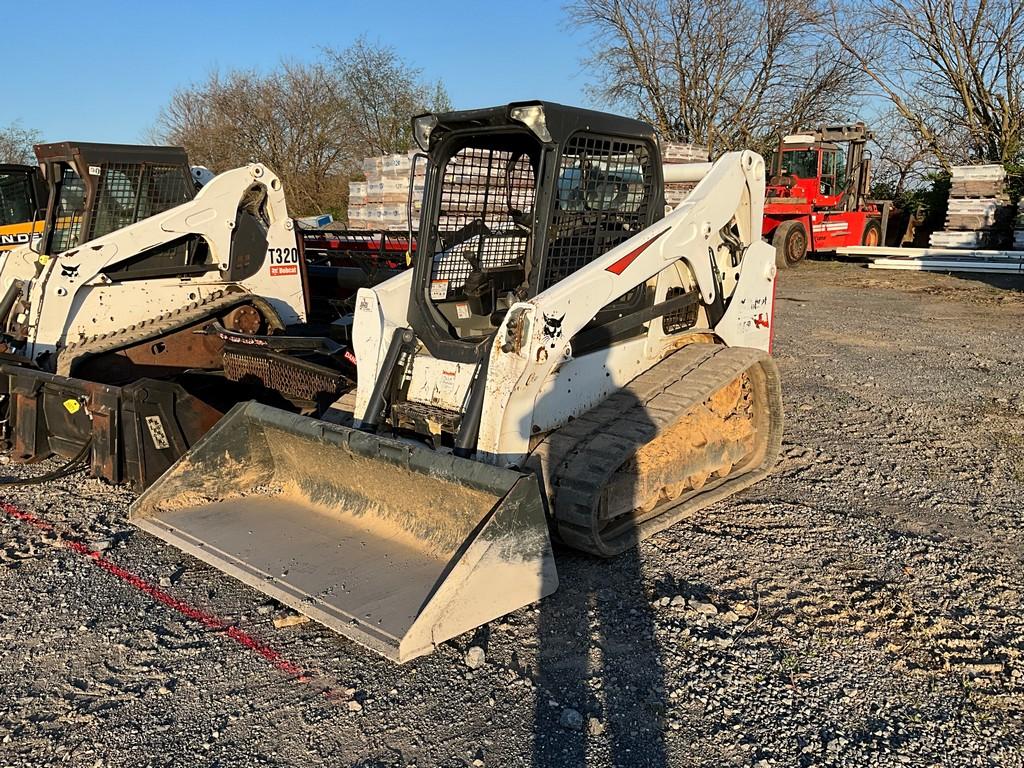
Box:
1, 261, 1022, 767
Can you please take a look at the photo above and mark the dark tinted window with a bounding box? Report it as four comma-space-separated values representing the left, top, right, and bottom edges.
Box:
0, 170, 35, 227
51, 166, 86, 253
780, 149, 819, 178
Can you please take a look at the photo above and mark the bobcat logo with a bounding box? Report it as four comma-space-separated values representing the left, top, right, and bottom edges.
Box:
542, 312, 564, 343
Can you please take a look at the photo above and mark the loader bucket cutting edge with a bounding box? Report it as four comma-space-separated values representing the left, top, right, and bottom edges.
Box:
129, 401, 557, 663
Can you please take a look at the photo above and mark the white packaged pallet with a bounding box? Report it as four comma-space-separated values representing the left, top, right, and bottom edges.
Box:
947, 198, 1002, 215
664, 183, 695, 206
348, 181, 368, 206
347, 202, 369, 230
381, 152, 415, 176
661, 142, 708, 163
950, 164, 1006, 181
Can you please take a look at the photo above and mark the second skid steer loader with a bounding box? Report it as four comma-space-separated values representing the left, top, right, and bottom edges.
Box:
133, 102, 784, 662
0, 142, 308, 487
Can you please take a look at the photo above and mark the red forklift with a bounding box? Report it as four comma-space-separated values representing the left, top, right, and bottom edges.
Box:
762, 122, 890, 267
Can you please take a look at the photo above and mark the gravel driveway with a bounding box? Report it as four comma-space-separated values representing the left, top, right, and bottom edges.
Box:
1, 261, 1022, 767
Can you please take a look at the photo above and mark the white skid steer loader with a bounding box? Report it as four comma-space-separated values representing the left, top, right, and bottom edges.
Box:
0, 142, 308, 487
132, 102, 784, 662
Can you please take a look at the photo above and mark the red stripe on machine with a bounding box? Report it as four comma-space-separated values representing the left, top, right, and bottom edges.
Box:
604, 228, 670, 275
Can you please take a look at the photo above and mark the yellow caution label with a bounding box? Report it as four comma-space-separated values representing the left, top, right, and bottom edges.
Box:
62, 398, 81, 414
38, 254, 49, 265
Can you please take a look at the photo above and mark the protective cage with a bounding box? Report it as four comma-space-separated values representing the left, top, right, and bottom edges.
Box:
34, 141, 194, 256
408, 102, 665, 362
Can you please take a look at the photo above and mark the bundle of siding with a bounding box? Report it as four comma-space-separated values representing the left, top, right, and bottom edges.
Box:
662, 142, 709, 208
929, 165, 1012, 249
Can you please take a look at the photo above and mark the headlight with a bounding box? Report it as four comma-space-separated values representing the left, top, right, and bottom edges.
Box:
509, 104, 552, 143
413, 114, 439, 152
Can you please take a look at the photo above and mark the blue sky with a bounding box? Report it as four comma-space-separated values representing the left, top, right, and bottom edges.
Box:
4, 0, 591, 144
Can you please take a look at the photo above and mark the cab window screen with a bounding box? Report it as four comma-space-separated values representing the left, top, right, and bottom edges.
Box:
429, 145, 537, 300
89, 163, 192, 240
0, 171, 35, 226
543, 134, 653, 290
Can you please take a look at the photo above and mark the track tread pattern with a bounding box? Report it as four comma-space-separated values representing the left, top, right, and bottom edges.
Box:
56, 290, 278, 377
531, 343, 784, 557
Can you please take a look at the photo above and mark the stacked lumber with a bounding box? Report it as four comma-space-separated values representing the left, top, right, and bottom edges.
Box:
929, 165, 1012, 249
662, 142, 709, 208
347, 152, 425, 231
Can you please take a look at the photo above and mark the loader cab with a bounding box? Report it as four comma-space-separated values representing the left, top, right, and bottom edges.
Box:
35, 142, 194, 257
772, 139, 847, 205
410, 101, 664, 363
0, 164, 46, 251
769, 123, 872, 212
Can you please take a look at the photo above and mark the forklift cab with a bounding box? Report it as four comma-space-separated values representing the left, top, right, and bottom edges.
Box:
769, 123, 872, 212
772, 139, 847, 204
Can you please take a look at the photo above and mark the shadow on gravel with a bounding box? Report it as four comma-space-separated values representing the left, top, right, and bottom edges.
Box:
531, 393, 668, 767
531, 549, 669, 766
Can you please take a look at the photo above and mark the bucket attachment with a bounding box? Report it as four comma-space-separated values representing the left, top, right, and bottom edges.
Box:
130, 402, 557, 663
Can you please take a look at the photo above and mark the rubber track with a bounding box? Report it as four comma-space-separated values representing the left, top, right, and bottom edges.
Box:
531, 343, 784, 557
56, 290, 278, 377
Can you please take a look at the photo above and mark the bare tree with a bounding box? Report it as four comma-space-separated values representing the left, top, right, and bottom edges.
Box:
157, 63, 358, 216
868, 108, 937, 197
0, 122, 42, 165
826, 0, 1024, 170
567, 0, 865, 156
325, 36, 451, 155
157, 41, 449, 216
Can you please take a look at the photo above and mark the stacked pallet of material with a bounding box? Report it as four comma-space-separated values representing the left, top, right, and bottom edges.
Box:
347, 152, 426, 231
662, 142, 708, 208
437, 148, 536, 226
929, 165, 1012, 249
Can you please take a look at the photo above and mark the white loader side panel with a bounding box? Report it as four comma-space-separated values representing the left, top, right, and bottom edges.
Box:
528, 337, 652, 437
352, 270, 413, 422
715, 239, 776, 351
476, 151, 770, 466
